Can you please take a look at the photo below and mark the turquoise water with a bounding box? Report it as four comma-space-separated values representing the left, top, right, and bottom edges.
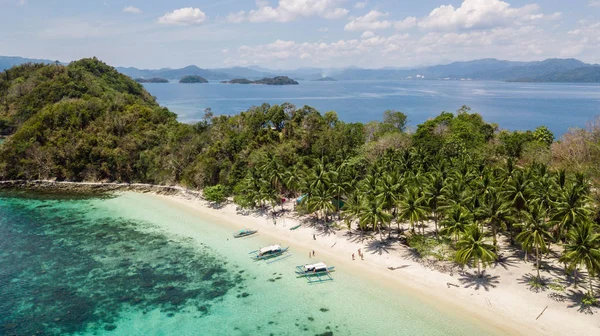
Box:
0, 191, 503, 335
143, 80, 600, 137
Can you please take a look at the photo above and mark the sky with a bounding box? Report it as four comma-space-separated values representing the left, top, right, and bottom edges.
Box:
0, 0, 599, 69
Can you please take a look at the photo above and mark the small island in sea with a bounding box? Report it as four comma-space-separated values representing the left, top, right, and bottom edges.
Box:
313, 77, 337, 82
179, 75, 208, 84
135, 77, 169, 83
221, 76, 299, 85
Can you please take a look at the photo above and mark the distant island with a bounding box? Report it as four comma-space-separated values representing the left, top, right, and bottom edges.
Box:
221, 76, 299, 85
135, 77, 169, 83
313, 77, 337, 82
179, 75, 208, 84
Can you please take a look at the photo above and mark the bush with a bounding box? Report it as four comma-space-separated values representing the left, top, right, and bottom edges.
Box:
203, 184, 229, 204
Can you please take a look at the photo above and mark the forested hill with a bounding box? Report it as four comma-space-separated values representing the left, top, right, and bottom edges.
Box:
1, 57, 599, 194
0, 58, 188, 182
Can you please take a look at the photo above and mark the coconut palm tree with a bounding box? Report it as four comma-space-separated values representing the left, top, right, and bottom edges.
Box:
305, 184, 335, 223
397, 187, 428, 234
560, 221, 600, 296
375, 172, 403, 238
422, 171, 445, 235
455, 225, 498, 278
341, 191, 363, 231
503, 170, 532, 245
283, 165, 304, 197
516, 202, 553, 282
441, 204, 472, 242
551, 183, 592, 242
477, 191, 513, 248
359, 196, 393, 241
329, 162, 351, 219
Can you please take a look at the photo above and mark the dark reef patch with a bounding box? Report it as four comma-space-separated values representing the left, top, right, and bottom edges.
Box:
0, 191, 242, 335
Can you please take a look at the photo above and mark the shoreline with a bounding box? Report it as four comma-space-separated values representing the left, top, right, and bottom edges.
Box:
2, 182, 598, 335
151, 192, 599, 336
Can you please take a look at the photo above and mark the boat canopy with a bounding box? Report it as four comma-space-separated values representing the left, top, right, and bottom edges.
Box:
304, 262, 327, 271
259, 245, 281, 254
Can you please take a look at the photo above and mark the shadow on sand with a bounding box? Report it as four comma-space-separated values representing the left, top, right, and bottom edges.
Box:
458, 271, 500, 291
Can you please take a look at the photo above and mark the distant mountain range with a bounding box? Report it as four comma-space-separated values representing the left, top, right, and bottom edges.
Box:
2, 56, 599, 83
0, 56, 56, 70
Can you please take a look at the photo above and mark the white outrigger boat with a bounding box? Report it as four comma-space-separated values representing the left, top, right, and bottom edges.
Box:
233, 229, 258, 238
295, 262, 335, 283
249, 245, 290, 261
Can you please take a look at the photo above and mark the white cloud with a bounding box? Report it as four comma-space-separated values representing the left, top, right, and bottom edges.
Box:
589, 1, 600, 7
224, 20, 589, 69
158, 8, 207, 26
418, 0, 542, 31
227, 0, 348, 23
123, 6, 141, 14
227, 11, 246, 23
394, 16, 417, 30
344, 10, 391, 31
355, 2, 366, 9
361, 31, 374, 38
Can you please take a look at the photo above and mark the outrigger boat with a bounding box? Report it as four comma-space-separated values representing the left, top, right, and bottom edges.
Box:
250, 244, 290, 261
295, 262, 335, 283
233, 229, 258, 238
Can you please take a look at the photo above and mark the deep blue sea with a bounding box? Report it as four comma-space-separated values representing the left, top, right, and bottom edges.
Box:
143, 80, 600, 137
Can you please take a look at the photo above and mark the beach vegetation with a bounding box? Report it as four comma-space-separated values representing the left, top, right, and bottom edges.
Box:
203, 184, 229, 204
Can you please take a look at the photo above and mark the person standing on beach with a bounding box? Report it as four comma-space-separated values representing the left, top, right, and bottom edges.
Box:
352, 253, 355, 260
313, 234, 316, 240
312, 250, 315, 257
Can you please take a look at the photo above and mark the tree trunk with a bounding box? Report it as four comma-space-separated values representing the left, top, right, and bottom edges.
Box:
589, 270, 595, 296
535, 244, 541, 282
477, 261, 482, 278
492, 222, 497, 248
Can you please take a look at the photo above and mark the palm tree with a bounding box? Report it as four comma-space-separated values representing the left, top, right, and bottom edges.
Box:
305, 184, 335, 223
422, 171, 445, 235
397, 187, 428, 234
359, 196, 393, 241
341, 191, 363, 229
503, 170, 532, 245
551, 183, 592, 242
305, 159, 330, 192
477, 191, 512, 248
516, 202, 553, 282
455, 225, 498, 278
283, 165, 304, 197
329, 161, 352, 219
441, 205, 472, 242
560, 222, 600, 296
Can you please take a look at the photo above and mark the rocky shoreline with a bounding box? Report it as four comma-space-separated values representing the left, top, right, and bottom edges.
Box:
0, 180, 203, 198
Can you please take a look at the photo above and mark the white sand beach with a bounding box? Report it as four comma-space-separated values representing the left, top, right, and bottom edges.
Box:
148, 192, 600, 336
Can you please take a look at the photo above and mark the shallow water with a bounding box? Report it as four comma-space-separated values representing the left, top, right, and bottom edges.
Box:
0, 191, 503, 335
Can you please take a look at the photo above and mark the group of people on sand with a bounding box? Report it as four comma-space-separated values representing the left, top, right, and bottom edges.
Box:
352, 249, 364, 260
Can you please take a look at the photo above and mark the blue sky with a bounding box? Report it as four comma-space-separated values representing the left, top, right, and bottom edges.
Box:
0, 0, 599, 69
